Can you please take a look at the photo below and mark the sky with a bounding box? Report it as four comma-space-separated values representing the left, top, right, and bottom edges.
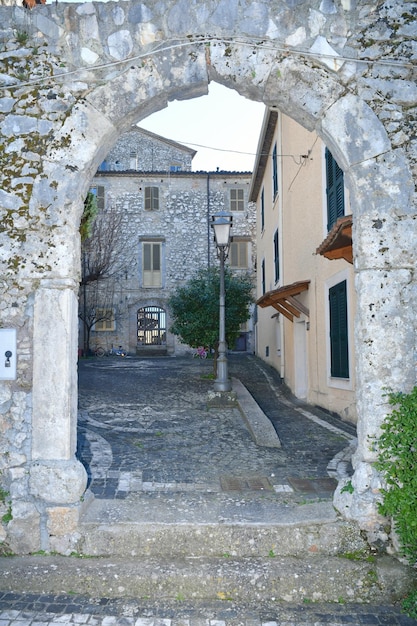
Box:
139, 82, 265, 172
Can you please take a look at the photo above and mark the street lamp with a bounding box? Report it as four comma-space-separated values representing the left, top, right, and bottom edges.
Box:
211, 211, 233, 392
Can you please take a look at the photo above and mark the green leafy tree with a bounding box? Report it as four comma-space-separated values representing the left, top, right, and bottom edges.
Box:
168, 266, 254, 371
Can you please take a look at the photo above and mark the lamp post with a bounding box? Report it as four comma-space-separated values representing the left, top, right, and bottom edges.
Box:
211, 211, 233, 392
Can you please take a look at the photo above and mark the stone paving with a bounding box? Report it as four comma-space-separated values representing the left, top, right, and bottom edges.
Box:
76, 354, 355, 501
1, 354, 416, 626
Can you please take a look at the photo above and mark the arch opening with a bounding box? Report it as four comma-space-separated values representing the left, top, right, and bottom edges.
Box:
1, 2, 415, 554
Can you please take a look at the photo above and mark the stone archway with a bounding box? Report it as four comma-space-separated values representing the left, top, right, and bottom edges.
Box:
0, 0, 415, 553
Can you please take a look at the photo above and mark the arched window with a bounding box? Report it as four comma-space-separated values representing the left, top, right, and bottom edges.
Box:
137, 306, 166, 346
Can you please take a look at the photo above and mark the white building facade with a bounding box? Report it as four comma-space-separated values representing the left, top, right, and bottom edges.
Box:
251, 110, 356, 423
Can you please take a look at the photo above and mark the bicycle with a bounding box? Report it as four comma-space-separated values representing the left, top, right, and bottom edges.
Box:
93, 345, 106, 357
193, 346, 208, 359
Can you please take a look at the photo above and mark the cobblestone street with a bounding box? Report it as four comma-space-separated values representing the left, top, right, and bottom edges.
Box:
1, 354, 415, 626
76, 354, 354, 500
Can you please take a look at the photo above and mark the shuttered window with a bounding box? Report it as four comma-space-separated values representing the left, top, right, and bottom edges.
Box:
273, 229, 280, 284
325, 148, 345, 231
90, 185, 105, 211
272, 143, 278, 198
230, 241, 248, 268
142, 242, 162, 287
144, 187, 159, 211
94, 308, 115, 331
230, 188, 244, 211
329, 280, 349, 378
261, 188, 265, 232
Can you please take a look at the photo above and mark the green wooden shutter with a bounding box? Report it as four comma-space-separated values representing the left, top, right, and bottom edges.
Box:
273, 229, 279, 283
272, 143, 278, 198
329, 280, 349, 378
325, 148, 345, 231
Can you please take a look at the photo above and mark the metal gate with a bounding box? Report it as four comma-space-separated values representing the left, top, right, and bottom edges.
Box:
137, 306, 167, 346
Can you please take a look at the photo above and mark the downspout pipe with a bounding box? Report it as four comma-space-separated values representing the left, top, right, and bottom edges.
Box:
207, 172, 211, 269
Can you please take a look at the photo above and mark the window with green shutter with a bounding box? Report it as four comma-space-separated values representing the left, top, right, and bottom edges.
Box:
329, 280, 349, 378
272, 143, 278, 198
325, 148, 345, 231
260, 188, 265, 232
273, 229, 280, 284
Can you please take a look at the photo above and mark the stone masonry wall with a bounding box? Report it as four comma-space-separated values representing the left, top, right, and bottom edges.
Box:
99, 127, 195, 173
89, 169, 256, 355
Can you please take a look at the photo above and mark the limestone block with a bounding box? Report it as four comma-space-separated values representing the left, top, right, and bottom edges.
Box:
0, 524, 7, 544
108, 30, 133, 61
46, 505, 80, 536
7, 501, 41, 554
0, 386, 12, 414
49, 531, 82, 556
47, 502, 88, 554
323, 94, 391, 166
30, 459, 87, 504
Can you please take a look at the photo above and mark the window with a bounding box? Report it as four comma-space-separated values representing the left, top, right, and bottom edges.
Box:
272, 143, 278, 198
129, 150, 137, 170
261, 259, 266, 295
260, 188, 265, 232
142, 241, 162, 287
170, 163, 182, 172
329, 280, 349, 378
230, 240, 249, 269
144, 186, 159, 211
94, 308, 115, 331
273, 229, 280, 284
90, 185, 105, 210
230, 188, 244, 211
325, 148, 345, 231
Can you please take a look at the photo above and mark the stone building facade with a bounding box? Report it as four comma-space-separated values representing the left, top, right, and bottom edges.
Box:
0, 0, 415, 554
84, 127, 256, 357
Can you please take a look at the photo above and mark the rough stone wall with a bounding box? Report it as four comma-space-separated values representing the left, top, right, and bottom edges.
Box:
99, 127, 195, 172
89, 167, 256, 355
0, 0, 415, 553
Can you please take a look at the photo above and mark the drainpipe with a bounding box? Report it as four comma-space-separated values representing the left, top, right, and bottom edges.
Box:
207, 172, 211, 269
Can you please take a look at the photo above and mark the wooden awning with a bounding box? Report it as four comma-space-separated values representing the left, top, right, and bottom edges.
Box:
316, 215, 353, 264
256, 280, 310, 322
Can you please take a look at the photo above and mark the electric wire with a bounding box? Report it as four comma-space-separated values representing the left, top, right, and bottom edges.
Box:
1, 33, 414, 94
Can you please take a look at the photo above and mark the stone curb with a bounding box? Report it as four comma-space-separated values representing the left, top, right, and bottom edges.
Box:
233, 378, 281, 448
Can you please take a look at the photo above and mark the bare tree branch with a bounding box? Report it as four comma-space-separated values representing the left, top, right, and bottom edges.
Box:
81, 207, 125, 285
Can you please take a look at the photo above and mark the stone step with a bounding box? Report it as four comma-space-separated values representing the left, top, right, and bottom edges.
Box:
78, 495, 367, 558
0, 553, 410, 605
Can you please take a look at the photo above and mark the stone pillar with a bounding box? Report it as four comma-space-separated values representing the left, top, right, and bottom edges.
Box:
320, 95, 415, 541
334, 148, 416, 544
29, 283, 87, 553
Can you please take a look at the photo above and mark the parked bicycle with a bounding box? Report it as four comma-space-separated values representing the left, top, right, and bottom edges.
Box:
93, 345, 106, 357
193, 346, 208, 359
110, 345, 127, 357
